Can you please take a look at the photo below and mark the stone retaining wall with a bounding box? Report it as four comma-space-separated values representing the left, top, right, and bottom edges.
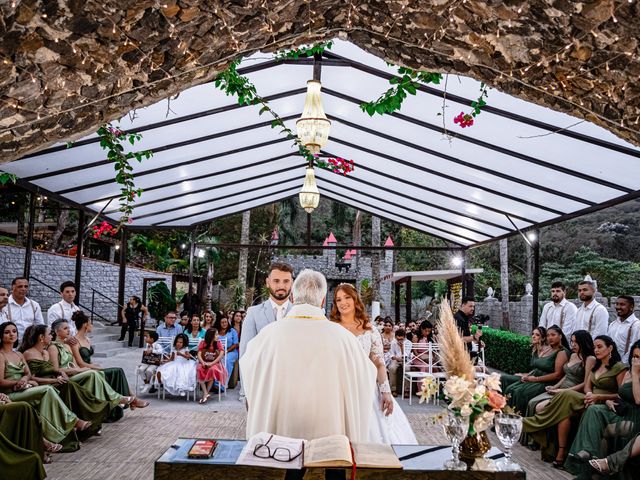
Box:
0, 245, 171, 322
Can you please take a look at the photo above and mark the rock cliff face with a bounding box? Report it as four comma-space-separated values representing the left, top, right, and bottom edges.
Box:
1, 0, 639, 162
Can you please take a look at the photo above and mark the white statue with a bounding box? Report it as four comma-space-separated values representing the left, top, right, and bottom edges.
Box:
525, 283, 533, 296
486, 287, 494, 298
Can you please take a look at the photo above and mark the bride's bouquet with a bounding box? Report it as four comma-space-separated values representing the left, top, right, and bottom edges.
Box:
419, 302, 508, 436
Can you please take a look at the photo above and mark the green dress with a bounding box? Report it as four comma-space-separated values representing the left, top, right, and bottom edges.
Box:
2, 360, 78, 445
501, 349, 564, 415
52, 342, 122, 409
0, 402, 46, 480
28, 358, 112, 433
520, 360, 586, 447
79, 345, 131, 396
523, 361, 627, 462
566, 380, 640, 478
604, 432, 640, 480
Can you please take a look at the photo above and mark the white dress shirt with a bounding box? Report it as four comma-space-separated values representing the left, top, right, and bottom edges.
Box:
575, 300, 610, 338
46, 300, 80, 336
2, 295, 45, 340
269, 298, 290, 321
539, 298, 578, 337
389, 338, 413, 362
608, 314, 640, 363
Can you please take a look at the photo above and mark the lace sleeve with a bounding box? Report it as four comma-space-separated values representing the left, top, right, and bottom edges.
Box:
369, 328, 385, 366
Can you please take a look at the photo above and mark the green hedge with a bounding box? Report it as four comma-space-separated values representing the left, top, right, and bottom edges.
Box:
478, 327, 532, 374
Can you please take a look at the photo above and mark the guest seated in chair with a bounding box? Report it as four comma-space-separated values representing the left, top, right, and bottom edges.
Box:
215, 315, 238, 388
0, 396, 47, 476
196, 329, 227, 403
156, 333, 197, 397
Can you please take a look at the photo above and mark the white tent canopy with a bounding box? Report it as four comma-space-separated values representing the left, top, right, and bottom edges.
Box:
5, 40, 640, 247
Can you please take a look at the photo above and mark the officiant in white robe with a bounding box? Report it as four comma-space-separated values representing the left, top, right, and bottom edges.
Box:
240, 269, 376, 443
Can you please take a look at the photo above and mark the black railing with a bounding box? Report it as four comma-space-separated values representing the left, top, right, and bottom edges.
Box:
29, 276, 111, 323
90, 288, 124, 325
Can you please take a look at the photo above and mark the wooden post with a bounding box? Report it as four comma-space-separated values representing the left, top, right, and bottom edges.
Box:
394, 281, 401, 324
74, 210, 85, 302
461, 249, 467, 298
23, 192, 36, 278
405, 277, 412, 323
188, 229, 195, 296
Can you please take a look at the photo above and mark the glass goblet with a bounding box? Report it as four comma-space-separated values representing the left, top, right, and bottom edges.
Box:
494, 412, 523, 471
443, 412, 469, 470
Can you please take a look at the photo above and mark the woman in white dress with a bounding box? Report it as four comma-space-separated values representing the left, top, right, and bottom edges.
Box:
330, 284, 417, 444
156, 333, 197, 396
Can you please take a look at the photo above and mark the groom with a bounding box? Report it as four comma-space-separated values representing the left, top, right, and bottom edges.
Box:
240, 269, 375, 442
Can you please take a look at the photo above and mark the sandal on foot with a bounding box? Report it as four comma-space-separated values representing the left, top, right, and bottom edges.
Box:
44, 454, 53, 464
589, 458, 609, 474
130, 397, 149, 410
569, 450, 593, 463
43, 440, 63, 453
75, 419, 92, 432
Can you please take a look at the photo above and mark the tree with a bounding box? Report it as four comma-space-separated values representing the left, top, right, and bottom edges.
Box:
499, 238, 510, 330
237, 210, 251, 293
370, 215, 381, 303
196, 230, 220, 312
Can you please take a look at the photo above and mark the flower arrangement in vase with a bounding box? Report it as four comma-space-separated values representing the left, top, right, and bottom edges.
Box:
419, 302, 510, 464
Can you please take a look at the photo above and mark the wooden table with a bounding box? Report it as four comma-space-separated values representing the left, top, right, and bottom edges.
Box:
155, 438, 526, 480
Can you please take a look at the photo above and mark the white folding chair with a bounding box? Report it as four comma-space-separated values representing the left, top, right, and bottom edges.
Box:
402, 342, 433, 406
474, 347, 488, 379
427, 343, 448, 392
155, 336, 197, 402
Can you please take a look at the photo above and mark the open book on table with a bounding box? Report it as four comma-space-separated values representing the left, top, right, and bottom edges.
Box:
236, 432, 402, 470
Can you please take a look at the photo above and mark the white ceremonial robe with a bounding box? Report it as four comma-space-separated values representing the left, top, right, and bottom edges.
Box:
240, 303, 376, 443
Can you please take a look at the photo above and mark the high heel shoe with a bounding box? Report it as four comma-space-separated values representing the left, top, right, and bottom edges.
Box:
75, 419, 92, 432
552, 446, 567, 469
129, 397, 150, 410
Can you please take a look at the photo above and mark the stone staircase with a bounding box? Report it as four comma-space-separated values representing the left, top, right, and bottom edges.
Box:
90, 321, 144, 358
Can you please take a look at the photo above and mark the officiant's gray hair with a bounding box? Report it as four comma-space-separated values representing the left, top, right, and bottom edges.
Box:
291, 269, 327, 307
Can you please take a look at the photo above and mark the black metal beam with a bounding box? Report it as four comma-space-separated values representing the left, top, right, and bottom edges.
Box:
23, 192, 36, 278
395, 282, 401, 324
329, 135, 564, 216
320, 189, 471, 246
131, 175, 305, 222
153, 186, 301, 226
322, 51, 640, 160
325, 106, 598, 206
117, 227, 127, 321
318, 173, 503, 238
461, 250, 467, 299
89, 149, 296, 207
320, 150, 534, 226
469, 189, 640, 249
188, 229, 195, 298
74, 210, 85, 301
532, 232, 540, 328
20, 88, 306, 162
57, 116, 299, 194
195, 243, 463, 251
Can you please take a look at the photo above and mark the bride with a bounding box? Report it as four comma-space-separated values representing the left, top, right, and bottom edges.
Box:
330, 283, 417, 444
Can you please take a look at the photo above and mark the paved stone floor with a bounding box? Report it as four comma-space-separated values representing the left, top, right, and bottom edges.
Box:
43, 349, 574, 480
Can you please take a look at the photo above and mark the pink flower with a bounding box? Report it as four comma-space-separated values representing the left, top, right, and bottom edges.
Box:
487, 390, 506, 410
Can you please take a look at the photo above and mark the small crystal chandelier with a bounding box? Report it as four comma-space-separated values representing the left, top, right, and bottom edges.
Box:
299, 166, 320, 213
296, 80, 331, 154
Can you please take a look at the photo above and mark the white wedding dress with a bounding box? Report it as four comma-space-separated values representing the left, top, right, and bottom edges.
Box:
355, 329, 418, 444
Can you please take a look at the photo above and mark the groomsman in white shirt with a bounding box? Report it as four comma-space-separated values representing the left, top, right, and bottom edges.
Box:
0, 287, 8, 322
46, 281, 81, 336
538, 281, 578, 337
575, 280, 610, 338
608, 295, 640, 364
2, 277, 44, 340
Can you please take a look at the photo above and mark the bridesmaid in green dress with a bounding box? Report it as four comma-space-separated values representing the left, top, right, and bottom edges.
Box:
523, 335, 627, 467
0, 398, 46, 479
521, 330, 595, 447
48, 319, 134, 410
20, 324, 113, 433
0, 321, 91, 448
566, 340, 640, 479
501, 326, 569, 416
587, 432, 640, 479
71, 311, 138, 400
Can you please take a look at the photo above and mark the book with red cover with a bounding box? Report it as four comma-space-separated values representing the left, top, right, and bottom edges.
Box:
187, 439, 217, 459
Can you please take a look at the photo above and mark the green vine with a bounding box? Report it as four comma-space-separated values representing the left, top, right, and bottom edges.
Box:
361, 66, 443, 116
95, 124, 153, 226
275, 41, 333, 60
0, 172, 17, 185
214, 60, 316, 164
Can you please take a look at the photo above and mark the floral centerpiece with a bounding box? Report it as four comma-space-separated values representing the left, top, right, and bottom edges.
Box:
419, 302, 509, 460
